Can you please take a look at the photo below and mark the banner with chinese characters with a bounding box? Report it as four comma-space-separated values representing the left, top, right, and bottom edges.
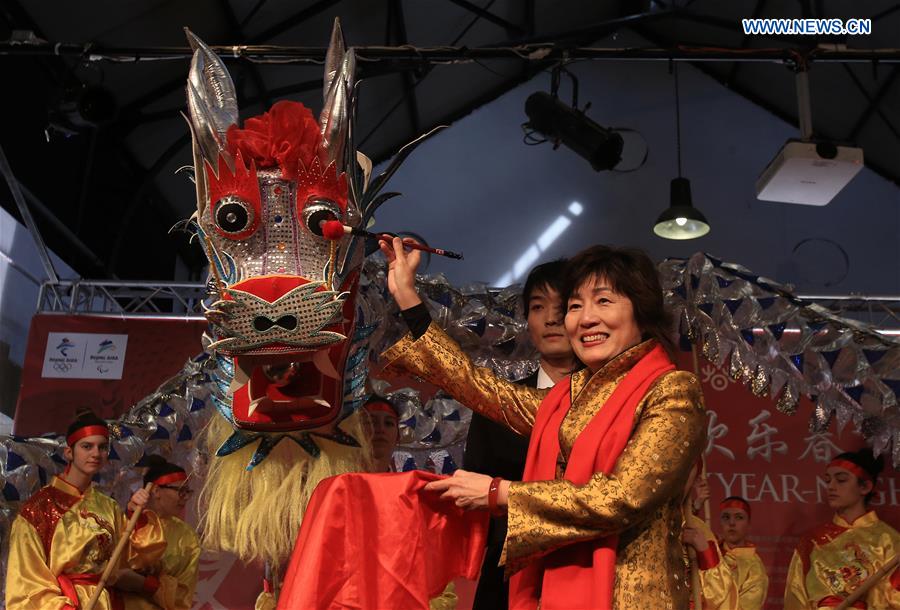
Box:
682, 351, 900, 610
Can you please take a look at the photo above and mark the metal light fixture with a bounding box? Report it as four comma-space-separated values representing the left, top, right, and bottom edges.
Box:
653, 65, 710, 240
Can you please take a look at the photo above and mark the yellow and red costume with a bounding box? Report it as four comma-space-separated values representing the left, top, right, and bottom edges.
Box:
381, 322, 707, 609
785, 510, 900, 609
121, 515, 199, 610
720, 541, 768, 610
6, 475, 165, 610
684, 512, 738, 609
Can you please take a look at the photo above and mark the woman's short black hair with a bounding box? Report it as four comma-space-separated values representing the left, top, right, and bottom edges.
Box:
560, 245, 675, 360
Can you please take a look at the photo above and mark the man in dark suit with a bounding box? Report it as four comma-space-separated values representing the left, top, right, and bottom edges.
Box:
463, 260, 578, 610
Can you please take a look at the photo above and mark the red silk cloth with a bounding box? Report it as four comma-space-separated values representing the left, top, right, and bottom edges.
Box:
510, 344, 675, 610
277, 471, 488, 610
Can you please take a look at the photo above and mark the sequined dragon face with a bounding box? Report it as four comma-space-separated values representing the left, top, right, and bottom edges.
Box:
185, 28, 363, 433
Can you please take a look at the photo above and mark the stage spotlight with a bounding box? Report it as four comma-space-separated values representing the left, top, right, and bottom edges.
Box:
523, 92, 624, 171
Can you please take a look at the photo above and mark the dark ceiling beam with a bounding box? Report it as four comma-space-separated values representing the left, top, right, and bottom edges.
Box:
0, 0, 63, 85
445, 0, 524, 36
872, 3, 900, 22
488, 9, 674, 47
726, 0, 768, 86
219, 0, 273, 109
630, 22, 900, 189
120, 77, 322, 133
844, 65, 900, 142
107, 133, 193, 275
240, 0, 270, 28
247, 0, 341, 43
18, 184, 109, 275
390, 0, 422, 135
449, 0, 497, 45
670, 9, 813, 45
118, 0, 340, 117
525, 0, 535, 37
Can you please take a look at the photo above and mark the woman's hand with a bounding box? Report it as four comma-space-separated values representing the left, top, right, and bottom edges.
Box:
423, 469, 509, 511
681, 526, 709, 552
378, 236, 423, 310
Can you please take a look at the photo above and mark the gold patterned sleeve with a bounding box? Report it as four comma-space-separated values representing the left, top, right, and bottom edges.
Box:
381, 321, 546, 435
739, 554, 769, 610
783, 549, 812, 610
503, 370, 705, 571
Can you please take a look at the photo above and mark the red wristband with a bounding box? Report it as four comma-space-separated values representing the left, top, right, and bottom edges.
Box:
695, 545, 720, 570
488, 477, 504, 516
143, 575, 160, 594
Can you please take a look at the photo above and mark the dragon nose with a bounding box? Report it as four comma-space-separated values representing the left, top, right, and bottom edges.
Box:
253, 315, 298, 332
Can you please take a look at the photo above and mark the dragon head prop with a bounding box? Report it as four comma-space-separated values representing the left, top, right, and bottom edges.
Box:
186, 23, 362, 437
185, 20, 440, 566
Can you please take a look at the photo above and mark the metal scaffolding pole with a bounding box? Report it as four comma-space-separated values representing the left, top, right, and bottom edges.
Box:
2, 41, 900, 66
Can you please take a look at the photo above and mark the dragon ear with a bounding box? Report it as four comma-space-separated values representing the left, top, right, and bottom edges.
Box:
319, 18, 356, 174
184, 28, 238, 177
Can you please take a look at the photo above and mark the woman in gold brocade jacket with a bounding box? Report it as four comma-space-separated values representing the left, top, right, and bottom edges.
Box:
122, 456, 200, 610
785, 448, 900, 609
6, 412, 165, 610
379, 239, 707, 610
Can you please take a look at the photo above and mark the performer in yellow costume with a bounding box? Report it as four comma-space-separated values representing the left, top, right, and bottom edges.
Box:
122, 456, 200, 610
684, 490, 769, 609
717, 497, 768, 609
6, 412, 165, 610
379, 240, 707, 609
785, 449, 900, 609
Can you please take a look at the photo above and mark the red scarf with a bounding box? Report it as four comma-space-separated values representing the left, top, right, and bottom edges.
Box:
509, 344, 674, 610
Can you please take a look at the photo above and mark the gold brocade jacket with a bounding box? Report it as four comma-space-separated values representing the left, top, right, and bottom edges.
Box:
6, 475, 166, 610
123, 515, 201, 610
722, 543, 768, 610
382, 323, 708, 610
784, 510, 900, 609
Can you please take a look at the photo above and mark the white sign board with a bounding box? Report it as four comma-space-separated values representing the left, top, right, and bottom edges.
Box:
41, 332, 128, 379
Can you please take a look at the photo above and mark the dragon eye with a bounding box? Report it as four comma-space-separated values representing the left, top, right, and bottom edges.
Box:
303, 198, 342, 237
214, 196, 256, 238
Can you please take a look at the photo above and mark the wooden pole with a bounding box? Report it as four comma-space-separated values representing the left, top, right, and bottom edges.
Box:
84, 482, 155, 610
835, 554, 900, 610
689, 547, 703, 609
690, 343, 712, 526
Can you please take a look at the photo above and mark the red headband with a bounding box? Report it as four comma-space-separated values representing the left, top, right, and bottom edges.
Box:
365, 401, 397, 417
828, 458, 872, 482
153, 472, 188, 487
66, 425, 109, 446
720, 498, 751, 517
